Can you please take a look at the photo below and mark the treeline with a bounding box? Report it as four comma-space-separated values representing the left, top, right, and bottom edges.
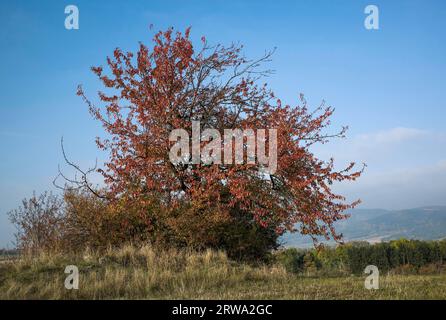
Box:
0, 249, 18, 257
8, 191, 446, 275
275, 239, 446, 275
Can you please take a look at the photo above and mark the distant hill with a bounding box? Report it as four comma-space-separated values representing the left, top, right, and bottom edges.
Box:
281, 206, 446, 247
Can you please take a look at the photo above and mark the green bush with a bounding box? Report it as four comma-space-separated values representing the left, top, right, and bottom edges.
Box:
275, 239, 446, 276
274, 248, 306, 273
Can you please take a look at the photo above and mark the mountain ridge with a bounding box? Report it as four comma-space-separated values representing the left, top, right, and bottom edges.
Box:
282, 206, 446, 247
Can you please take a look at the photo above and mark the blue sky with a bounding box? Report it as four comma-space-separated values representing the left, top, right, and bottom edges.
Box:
1, 0, 446, 247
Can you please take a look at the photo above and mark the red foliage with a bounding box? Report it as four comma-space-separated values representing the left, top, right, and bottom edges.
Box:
77, 27, 363, 245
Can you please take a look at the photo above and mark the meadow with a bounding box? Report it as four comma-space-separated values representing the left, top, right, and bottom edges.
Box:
1, 245, 445, 300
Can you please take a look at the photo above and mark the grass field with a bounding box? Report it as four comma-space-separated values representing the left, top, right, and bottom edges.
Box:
0, 246, 445, 299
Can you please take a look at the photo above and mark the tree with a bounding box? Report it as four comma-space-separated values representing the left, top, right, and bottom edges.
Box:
68, 27, 363, 257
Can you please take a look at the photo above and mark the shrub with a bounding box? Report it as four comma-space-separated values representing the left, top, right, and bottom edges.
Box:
274, 248, 306, 273
7, 192, 65, 254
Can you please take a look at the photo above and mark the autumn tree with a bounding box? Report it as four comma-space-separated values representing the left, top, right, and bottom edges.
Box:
66, 27, 363, 259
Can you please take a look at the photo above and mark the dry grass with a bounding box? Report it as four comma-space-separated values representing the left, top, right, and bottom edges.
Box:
1, 245, 445, 299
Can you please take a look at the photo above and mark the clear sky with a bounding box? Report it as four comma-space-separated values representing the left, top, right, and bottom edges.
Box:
1, 0, 446, 247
